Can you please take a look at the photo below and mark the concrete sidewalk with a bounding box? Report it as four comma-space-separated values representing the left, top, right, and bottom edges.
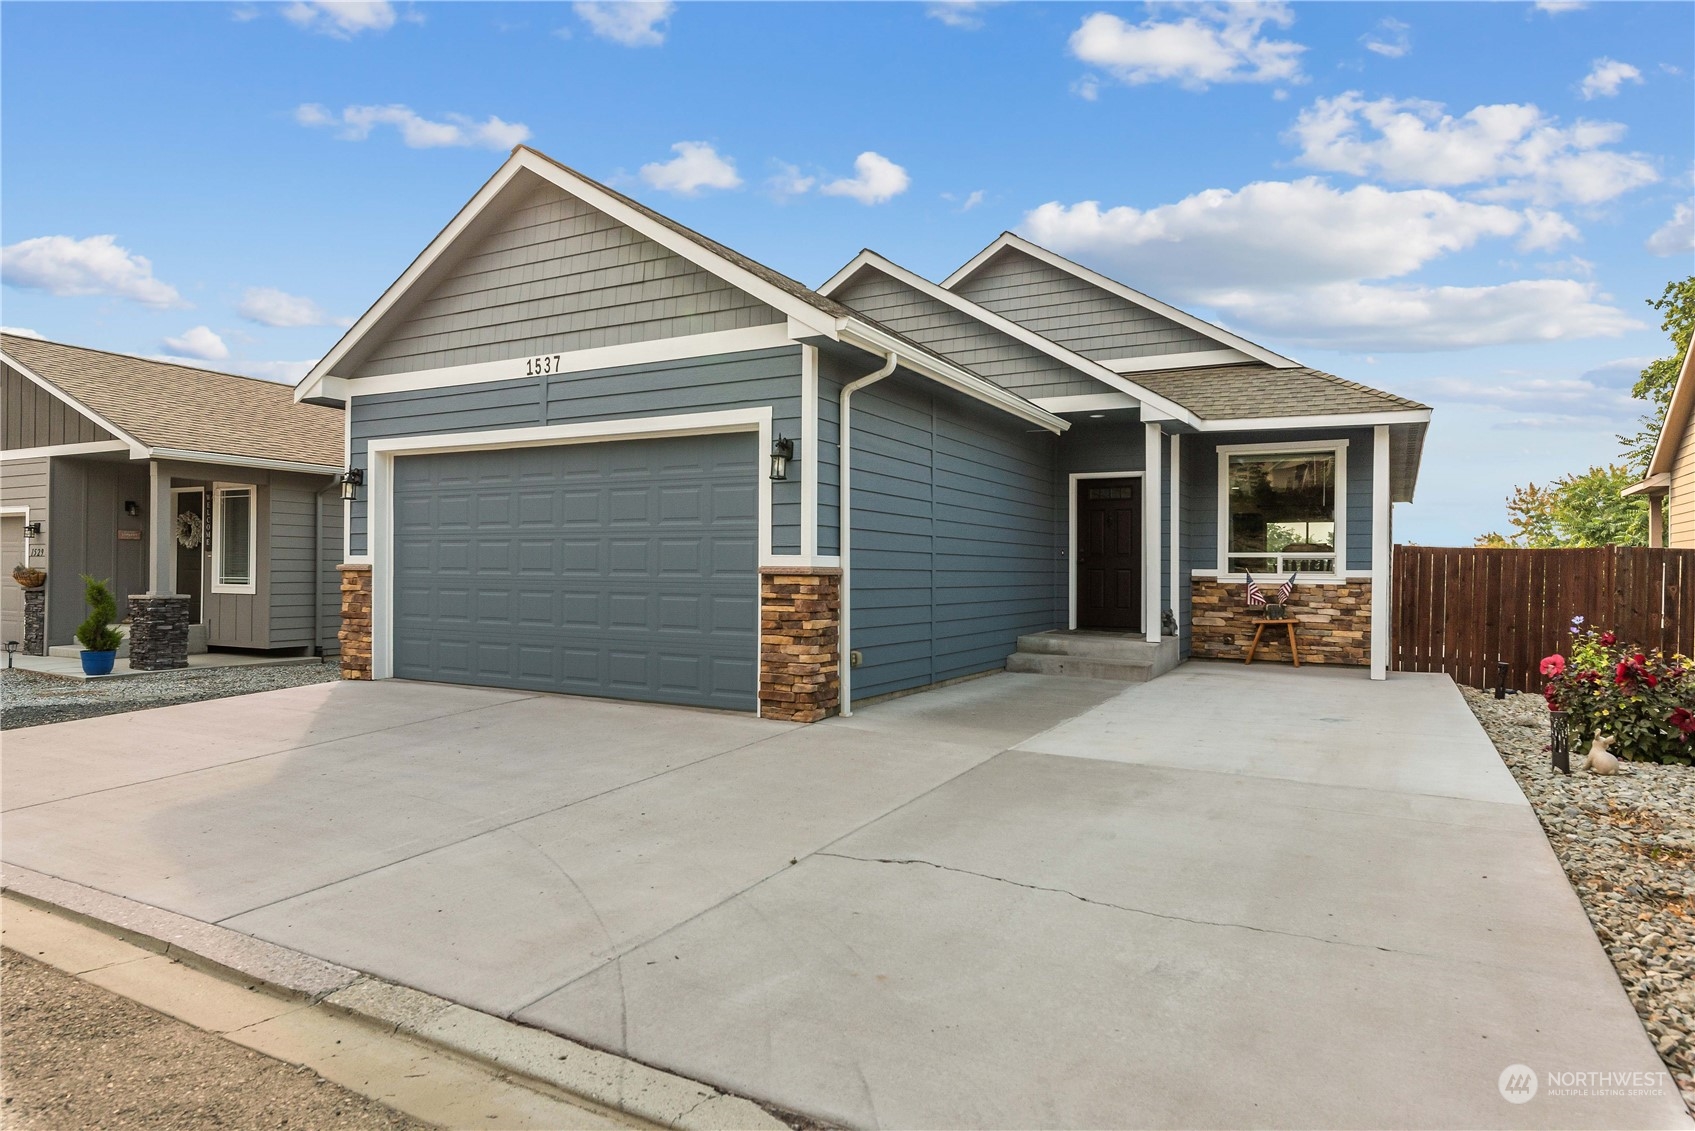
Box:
2, 665, 1685, 1128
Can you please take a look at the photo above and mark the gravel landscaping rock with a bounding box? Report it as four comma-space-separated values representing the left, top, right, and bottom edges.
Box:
0, 664, 341, 731
1463, 684, 1695, 1114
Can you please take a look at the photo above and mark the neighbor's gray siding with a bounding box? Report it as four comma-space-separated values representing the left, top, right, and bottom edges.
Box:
830, 268, 1098, 400
348, 346, 803, 556
847, 376, 1060, 701
952, 249, 1220, 362
319, 491, 342, 654
4, 363, 114, 449
353, 178, 785, 378
268, 479, 340, 651
1181, 427, 1376, 574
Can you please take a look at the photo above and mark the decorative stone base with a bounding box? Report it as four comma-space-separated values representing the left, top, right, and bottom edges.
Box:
127, 594, 190, 670
760, 568, 840, 723
1190, 577, 1371, 667
339, 564, 373, 680
22, 587, 44, 656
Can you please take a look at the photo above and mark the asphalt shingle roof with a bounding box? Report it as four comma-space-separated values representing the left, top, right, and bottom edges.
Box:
1132, 363, 1429, 420
2, 334, 343, 468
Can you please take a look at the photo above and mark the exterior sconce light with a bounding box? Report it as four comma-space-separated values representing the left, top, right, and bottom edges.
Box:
22, 521, 42, 539
769, 436, 795, 482
339, 467, 365, 502
124, 500, 141, 517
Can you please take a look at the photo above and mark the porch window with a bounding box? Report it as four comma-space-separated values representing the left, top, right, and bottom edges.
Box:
1223, 448, 1341, 575
211, 485, 256, 594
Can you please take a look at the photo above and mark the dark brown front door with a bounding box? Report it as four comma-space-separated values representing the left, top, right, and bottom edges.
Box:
1076, 477, 1141, 631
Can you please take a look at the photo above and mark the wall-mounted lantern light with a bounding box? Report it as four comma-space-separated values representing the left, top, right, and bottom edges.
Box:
339, 467, 365, 502
124, 500, 141, 517
22, 521, 42, 539
769, 436, 795, 482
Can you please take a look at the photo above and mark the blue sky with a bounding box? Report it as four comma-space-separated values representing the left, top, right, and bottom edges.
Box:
3, 0, 1692, 544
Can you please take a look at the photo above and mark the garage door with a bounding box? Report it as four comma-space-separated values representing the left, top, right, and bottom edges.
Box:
391, 433, 759, 710
1, 516, 23, 647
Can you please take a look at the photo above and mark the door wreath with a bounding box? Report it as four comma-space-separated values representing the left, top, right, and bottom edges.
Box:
174, 510, 204, 549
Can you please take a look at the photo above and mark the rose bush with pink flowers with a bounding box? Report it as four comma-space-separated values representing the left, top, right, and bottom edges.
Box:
1542, 616, 1694, 766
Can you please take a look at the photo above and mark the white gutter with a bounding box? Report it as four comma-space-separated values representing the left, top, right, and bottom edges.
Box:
144, 448, 342, 477
838, 348, 899, 718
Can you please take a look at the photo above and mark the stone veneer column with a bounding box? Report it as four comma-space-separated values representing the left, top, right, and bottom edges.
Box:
1189, 577, 1372, 666
759, 568, 841, 723
127, 594, 190, 670
339, 564, 373, 680
22, 587, 45, 656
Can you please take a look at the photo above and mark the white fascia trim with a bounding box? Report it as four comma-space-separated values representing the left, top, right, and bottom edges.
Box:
1647, 341, 1694, 476
0, 439, 130, 461
1621, 472, 1672, 497
145, 448, 341, 477
823, 251, 1195, 428
341, 325, 798, 400
1197, 409, 1430, 432
801, 344, 820, 557
1102, 349, 1253, 373
941, 234, 1298, 370
1370, 424, 1391, 681
1144, 422, 1163, 644
1215, 439, 1348, 575
299, 147, 842, 404
364, 408, 774, 680
1192, 569, 1371, 581
837, 323, 1067, 433
1033, 393, 1139, 414
0, 349, 147, 454
1067, 470, 1146, 632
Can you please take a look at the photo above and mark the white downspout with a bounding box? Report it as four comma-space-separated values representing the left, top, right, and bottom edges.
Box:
838, 349, 898, 718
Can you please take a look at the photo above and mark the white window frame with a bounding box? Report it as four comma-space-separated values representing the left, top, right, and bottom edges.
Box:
210, 483, 258, 595
1216, 440, 1348, 579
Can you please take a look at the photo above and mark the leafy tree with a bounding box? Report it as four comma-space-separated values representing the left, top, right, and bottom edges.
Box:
1620, 276, 1695, 473
1474, 466, 1647, 547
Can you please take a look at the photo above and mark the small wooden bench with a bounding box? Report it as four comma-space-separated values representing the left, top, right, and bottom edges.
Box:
1245, 618, 1300, 667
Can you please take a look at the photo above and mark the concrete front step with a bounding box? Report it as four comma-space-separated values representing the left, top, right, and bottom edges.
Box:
1005, 651, 1157, 682
1015, 631, 1165, 661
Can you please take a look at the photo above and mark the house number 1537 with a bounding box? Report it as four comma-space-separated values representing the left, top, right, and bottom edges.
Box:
524, 354, 563, 376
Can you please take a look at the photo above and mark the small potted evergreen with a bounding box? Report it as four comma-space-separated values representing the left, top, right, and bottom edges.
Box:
76, 575, 123, 676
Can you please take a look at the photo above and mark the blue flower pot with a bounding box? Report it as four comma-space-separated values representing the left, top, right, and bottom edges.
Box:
80, 650, 117, 676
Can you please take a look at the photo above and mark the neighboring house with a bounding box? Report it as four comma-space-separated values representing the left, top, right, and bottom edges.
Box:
1623, 340, 1695, 547
297, 145, 1430, 721
0, 335, 344, 660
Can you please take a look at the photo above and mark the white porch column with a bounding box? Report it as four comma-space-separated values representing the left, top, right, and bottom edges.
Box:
1169, 432, 1181, 639
1144, 420, 1162, 644
1369, 425, 1391, 680
146, 461, 174, 595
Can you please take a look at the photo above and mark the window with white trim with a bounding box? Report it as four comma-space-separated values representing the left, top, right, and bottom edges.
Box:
1224, 449, 1339, 575
211, 485, 256, 594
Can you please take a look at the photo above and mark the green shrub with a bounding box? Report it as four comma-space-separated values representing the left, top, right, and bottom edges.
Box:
75, 575, 123, 653
1542, 616, 1694, 766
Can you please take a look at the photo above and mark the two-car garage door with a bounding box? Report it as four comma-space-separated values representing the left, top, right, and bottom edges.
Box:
391, 433, 758, 711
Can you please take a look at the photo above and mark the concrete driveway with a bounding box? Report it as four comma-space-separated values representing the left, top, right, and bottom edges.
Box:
2, 664, 1685, 1129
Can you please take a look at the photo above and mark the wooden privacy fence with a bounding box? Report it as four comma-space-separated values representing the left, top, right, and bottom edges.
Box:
1392, 545, 1695, 692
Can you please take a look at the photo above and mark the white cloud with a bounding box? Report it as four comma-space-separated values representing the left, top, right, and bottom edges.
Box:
1, 234, 186, 309
639, 142, 742, 196
161, 325, 230, 361
225, 358, 319, 383
1425, 356, 1650, 429
573, 1, 672, 46
1646, 201, 1695, 256
1072, 74, 1102, 101
1287, 92, 1658, 205
926, 1, 1000, 29
765, 162, 816, 202
1518, 208, 1580, 251
295, 103, 530, 149
0, 326, 44, 339
1068, 3, 1305, 90
231, 5, 260, 22
820, 152, 911, 205
1361, 17, 1410, 58
955, 189, 987, 212
1578, 57, 1643, 100
237, 286, 347, 327
1534, 1, 1586, 13
281, 1, 397, 38
1020, 178, 1635, 350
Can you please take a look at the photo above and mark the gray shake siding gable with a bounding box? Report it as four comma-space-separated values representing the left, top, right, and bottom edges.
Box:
347, 346, 804, 556
952, 249, 1220, 362
352, 179, 784, 378
4, 363, 114, 448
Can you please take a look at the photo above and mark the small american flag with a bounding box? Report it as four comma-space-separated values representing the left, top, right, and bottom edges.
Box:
1244, 573, 1266, 607
1278, 573, 1298, 605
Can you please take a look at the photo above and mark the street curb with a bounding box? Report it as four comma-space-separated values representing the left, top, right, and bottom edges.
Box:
1, 865, 789, 1131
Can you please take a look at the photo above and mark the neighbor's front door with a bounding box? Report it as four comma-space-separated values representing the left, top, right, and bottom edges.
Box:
174, 489, 205, 624
1076, 477, 1141, 632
